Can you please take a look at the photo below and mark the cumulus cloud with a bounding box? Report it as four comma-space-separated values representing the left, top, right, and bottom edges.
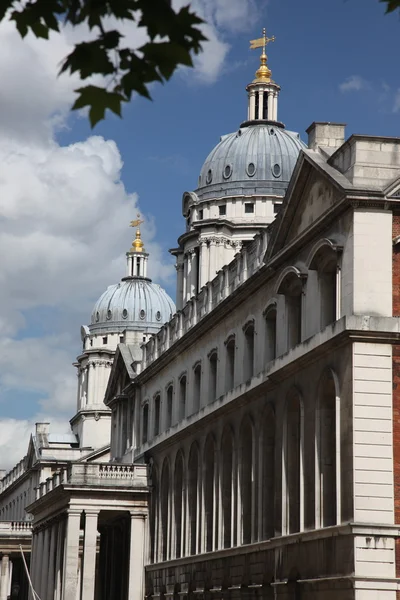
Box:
339, 75, 370, 93
0, 0, 260, 472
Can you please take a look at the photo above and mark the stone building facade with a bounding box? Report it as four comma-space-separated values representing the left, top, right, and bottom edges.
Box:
1, 32, 400, 600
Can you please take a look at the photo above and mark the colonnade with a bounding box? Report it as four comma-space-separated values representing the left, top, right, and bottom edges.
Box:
150, 367, 340, 564
30, 509, 146, 600
248, 87, 279, 122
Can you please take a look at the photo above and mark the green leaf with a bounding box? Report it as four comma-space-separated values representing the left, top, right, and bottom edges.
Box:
72, 85, 124, 127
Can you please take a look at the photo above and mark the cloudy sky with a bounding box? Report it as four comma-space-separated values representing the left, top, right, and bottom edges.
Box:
0, 0, 399, 469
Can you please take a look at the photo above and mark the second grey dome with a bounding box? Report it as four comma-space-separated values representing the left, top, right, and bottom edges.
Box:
197, 123, 306, 201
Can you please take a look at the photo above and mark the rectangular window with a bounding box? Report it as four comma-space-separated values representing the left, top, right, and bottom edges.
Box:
219, 205, 226, 216
273, 203, 281, 214
102, 336, 108, 344
120, 336, 124, 344
199, 209, 203, 220
245, 203, 254, 214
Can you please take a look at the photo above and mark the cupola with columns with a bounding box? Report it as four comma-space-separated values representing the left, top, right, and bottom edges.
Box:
246, 28, 280, 123
171, 28, 306, 311
70, 216, 175, 449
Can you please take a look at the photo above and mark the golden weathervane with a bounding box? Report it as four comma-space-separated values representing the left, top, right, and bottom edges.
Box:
129, 213, 145, 252
250, 28, 275, 83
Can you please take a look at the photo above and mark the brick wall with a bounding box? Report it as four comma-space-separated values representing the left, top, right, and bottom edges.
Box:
393, 214, 400, 596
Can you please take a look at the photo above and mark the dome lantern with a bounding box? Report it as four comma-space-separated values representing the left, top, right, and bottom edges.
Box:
246, 28, 280, 123
127, 214, 148, 278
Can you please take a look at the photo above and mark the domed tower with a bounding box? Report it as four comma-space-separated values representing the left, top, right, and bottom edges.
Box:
172, 29, 306, 310
70, 218, 175, 449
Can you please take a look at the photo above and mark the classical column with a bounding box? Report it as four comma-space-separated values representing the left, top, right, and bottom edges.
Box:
81, 511, 99, 600
208, 239, 216, 282
189, 249, 198, 298
258, 89, 264, 120
54, 519, 65, 600
175, 263, 184, 311
127, 512, 147, 600
249, 90, 256, 120
273, 92, 278, 121
199, 240, 208, 289
47, 522, 57, 600
0, 555, 9, 600
62, 510, 81, 600
32, 529, 44, 597
267, 92, 273, 121
87, 363, 94, 406
40, 527, 51, 597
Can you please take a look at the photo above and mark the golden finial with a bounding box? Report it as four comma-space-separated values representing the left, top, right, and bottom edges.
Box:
129, 213, 145, 252
250, 27, 275, 83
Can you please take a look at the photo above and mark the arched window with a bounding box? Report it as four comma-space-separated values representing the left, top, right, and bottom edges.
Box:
277, 268, 306, 349
153, 394, 161, 437
166, 385, 173, 429
239, 416, 254, 544
243, 320, 255, 380
142, 404, 149, 444
160, 460, 170, 561
283, 389, 303, 534
193, 363, 201, 413
204, 435, 215, 552
208, 350, 218, 403
262, 404, 275, 540
188, 444, 199, 555
179, 375, 187, 420
174, 452, 184, 558
316, 369, 338, 527
264, 304, 277, 363
225, 335, 235, 392
308, 241, 341, 330
221, 427, 234, 548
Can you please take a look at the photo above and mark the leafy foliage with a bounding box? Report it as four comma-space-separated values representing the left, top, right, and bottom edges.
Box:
2, 0, 206, 126
380, 0, 400, 11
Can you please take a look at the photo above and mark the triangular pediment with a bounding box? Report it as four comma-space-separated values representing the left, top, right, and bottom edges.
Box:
104, 344, 138, 404
384, 175, 400, 199
267, 151, 350, 258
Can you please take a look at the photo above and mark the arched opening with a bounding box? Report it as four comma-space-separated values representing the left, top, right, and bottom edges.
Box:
179, 375, 187, 420
160, 460, 170, 561
277, 270, 305, 349
264, 305, 277, 363
204, 435, 215, 552
208, 351, 218, 403
174, 452, 184, 558
188, 444, 199, 555
225, 336, 235, 392
262, 404, 275, 540
193, 363, 201, 413
166, 385, 173, 429
309, 244, 339, 330
142, 404, 149, 444
221, 427, 234, 548
243, 321, 255, 381
284, 390, 303, 534
317, 370, 337, 527
153, 394, 161, 437
239, 416, 254, 544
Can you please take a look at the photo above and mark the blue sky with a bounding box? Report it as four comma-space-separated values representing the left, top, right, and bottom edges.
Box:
0, 0, 399, 467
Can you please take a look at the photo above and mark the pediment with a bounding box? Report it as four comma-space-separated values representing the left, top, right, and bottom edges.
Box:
267, 153, 346, 258
384, 175, 400, 199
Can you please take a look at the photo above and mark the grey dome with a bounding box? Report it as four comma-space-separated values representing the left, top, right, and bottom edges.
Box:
90, 277, 176, 334
197, 123, 306, 201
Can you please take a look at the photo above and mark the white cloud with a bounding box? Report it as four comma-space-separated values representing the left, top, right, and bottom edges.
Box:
0, 0, 260, 472
393, 89, 400, 113
0, 417, 72, 471
339, 75, 370, 93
